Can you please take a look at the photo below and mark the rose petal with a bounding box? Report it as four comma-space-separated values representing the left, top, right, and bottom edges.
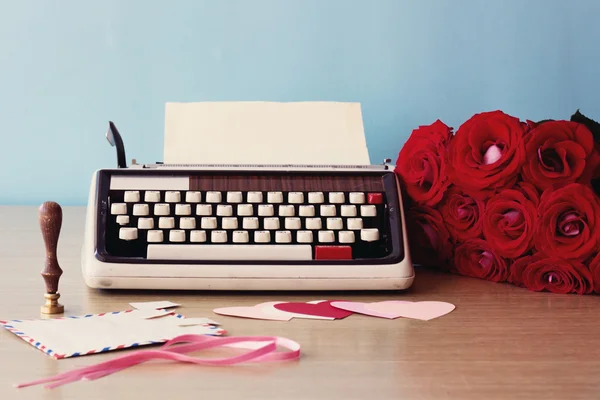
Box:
558, 212, 582, 236
589, 253, 600, 293
394, 121, 453, 207
479, 251, 493, 269
421, 223, 439, 250
537, 147, 564, 173
407, 205, 453, 269
421, 159, 434, 187
502, 210, 521, 225
508, 252, 545, 287
483, 144, 504, 165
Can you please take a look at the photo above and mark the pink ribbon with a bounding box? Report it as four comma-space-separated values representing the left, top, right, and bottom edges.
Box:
15, 335, 301, 389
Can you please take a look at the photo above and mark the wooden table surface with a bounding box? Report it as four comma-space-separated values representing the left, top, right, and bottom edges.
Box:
1, 205, 599, 400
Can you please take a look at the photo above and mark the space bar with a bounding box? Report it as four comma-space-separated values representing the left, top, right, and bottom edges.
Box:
147, 244, 313, 260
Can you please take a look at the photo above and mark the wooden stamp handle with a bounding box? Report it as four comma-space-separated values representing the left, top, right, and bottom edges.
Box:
39, 201, 63, 294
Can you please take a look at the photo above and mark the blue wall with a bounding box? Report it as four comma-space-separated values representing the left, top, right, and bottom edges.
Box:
1, 0, 599, 206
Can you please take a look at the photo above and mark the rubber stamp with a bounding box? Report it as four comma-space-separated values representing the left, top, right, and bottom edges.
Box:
39, 201, 64, 314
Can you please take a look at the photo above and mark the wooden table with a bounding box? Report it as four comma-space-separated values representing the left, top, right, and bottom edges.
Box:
1, 205, 599, 399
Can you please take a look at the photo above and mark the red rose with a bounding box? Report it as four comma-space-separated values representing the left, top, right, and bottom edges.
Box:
522, 120, 600, 191
482, 187, 538, 258
453, 239, 509, 282
438, 186, 485, 243
520, 256, 593, 294
508, 252, 545, 287
447, 110, 526, 198
406, 205, 453, 269
534, 183, 600, 260
588, 253, 600, 293
394, 120, 453, 207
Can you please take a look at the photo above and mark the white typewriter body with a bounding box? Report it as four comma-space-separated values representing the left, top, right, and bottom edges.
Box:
81, 162, 415, 291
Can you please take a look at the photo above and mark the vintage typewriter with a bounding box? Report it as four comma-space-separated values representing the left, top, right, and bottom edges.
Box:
81, 122, 414, 291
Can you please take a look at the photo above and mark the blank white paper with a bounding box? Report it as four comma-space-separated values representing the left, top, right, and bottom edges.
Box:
163, 101, 371, 165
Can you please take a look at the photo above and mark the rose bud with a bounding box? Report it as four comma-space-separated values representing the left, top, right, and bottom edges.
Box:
534, 183, 600, 261
521, 256, 593, 294
394, 120, 453, 207
438, 186, 485, 243
522, 120, 600, 191
446, 110, 526, 199
482, 188, 538, 258
453, 239, 509, 282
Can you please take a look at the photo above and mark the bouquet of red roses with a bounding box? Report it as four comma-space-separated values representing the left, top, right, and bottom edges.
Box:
395, 109, 600, 295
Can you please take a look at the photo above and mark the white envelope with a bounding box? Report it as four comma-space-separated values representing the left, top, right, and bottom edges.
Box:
1, 310, 224, 359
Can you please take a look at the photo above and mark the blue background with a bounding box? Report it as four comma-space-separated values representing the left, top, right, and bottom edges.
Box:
1, 0, 599, 206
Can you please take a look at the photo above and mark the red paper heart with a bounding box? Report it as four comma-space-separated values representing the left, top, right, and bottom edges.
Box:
273, 301, 353, 319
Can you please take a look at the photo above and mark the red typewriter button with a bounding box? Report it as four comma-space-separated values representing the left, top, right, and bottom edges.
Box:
314, 246, 352, 260
367, 193, 383, 204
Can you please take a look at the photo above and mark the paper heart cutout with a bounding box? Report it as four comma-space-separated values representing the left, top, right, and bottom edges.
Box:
213, 302, 290, 321
273, 300, 353, 319
392, 301, 455, 320
331, 301, 455, 320
330, 301, 407, 319
213, 301, 334, 321
258, 302, 334, 320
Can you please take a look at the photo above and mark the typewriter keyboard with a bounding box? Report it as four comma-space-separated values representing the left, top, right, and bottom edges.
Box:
100, 172, 401, 262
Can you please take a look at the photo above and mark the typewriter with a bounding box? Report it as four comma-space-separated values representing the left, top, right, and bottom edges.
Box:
81, 122, 414, 291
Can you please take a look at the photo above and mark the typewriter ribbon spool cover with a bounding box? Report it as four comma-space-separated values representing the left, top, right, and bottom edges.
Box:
163, 101, 371, 165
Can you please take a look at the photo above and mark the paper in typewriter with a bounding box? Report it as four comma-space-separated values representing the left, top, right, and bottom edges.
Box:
163, 101, 371, 165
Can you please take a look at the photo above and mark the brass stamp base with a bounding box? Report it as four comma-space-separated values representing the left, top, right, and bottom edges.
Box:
41, 293, 64, 314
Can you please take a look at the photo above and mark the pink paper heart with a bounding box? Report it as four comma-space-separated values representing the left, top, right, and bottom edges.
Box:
213, 301, 334, 321
331, 301, 454, 320
390, 301, 455, 321
330, 301, 403, 319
